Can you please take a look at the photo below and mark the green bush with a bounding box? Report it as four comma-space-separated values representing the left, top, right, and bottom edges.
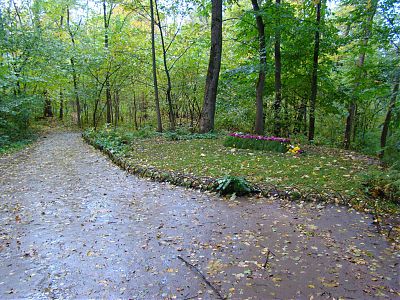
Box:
216, 175, 255, 196
224, 136, 288, 153
382, 129, 400, 167
362, 167, 400, 204
83, 127, 127, 155
163, 131, 218, 141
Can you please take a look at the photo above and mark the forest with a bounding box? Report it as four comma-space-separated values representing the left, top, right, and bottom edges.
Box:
0, 0, 398, 160
1, 1, 400, 298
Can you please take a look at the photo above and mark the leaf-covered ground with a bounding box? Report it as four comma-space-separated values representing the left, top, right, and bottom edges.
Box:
0, 132, 398, 299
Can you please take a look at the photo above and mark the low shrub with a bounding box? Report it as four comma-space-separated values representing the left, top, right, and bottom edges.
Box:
362, 166, 400, 205
83, 127, 127, 155
224, 133, 290, 153
163, 131, 218, 141
216, 175, 255, 196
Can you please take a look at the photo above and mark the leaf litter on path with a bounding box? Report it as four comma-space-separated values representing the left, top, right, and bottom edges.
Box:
0, 132, 398, 299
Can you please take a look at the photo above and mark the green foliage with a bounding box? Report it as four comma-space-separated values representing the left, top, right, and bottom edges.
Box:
224, 136, 288, 153
83, 127, 128, 155
0, 0, 398, 183
121, 126, 158, 140
163, 131, 218, 141
0, 137, 36, 155
382, 129, 400, 166
216, 175, 254, 196
83, 125, 160, 155
362, 167, 400, 205
0, 94, 41, 137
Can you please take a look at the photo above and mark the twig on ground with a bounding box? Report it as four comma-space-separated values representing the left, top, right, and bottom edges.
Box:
177, 255, 225, 300
387, 226, 393, 238
262, 249, 276, 268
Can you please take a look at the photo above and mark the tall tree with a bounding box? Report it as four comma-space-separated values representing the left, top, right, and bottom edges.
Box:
380, 70, 399, 158
150, 0, 163, 132
273, 0, 282, 136
251, 0, 266, 135
103, 0, 112, 124
199, 0, 223, 133
155, 0, 175, 131
308, 0, 322, 142
66, 8, 81, 127
343, 0, 377, 149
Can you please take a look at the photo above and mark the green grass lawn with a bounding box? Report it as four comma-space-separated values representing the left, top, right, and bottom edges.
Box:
124, 137, 378, 198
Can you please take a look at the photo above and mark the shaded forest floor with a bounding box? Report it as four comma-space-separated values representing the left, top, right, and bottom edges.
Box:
0, 132, 399, 299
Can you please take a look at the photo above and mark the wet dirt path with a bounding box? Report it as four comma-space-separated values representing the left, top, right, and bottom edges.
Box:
0, 132, 398, 299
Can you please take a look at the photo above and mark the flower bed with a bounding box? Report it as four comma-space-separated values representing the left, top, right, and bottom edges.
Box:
224, 132, 290, 153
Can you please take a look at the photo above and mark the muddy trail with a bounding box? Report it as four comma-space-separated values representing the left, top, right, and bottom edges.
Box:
0, 132, 398, 299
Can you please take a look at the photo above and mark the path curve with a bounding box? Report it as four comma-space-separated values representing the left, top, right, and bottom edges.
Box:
0, 132, 398, 299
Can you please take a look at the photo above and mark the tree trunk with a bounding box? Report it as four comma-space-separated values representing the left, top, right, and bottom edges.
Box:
344, 102, 356, 149
295, 98, 307, 135
155, 0, 175, 131
380, 72, 399, 158
150, 0, 163, 132
59, 88, 63, 120
273, 0, 282, 136
114, 90, 119, 127
70, 57, 81, 127
343, 0, 377, 149
308, 0, 322, 142
251, 0, 266, 135
103, 0, 112, 124
43, 90, 53, 117
133, 91, 138, 130
199, 0, 222, 133
67, 9, 81, 128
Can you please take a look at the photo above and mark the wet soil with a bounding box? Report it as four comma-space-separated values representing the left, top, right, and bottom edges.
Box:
0, 132, 398, 299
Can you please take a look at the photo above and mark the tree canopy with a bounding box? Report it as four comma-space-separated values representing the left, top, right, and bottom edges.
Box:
0, 0, 399, 163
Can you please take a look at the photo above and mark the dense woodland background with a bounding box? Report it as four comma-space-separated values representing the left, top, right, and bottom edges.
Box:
0, 0, 399, 164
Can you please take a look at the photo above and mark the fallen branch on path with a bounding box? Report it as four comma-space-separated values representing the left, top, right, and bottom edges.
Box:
177, 255, 225, 300
262, 249, 276, 268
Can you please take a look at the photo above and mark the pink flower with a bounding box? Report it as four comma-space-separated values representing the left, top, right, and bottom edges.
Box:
229, 133, 290, 143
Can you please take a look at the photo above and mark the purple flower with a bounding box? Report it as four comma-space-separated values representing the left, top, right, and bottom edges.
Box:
229, 132, 290, 143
